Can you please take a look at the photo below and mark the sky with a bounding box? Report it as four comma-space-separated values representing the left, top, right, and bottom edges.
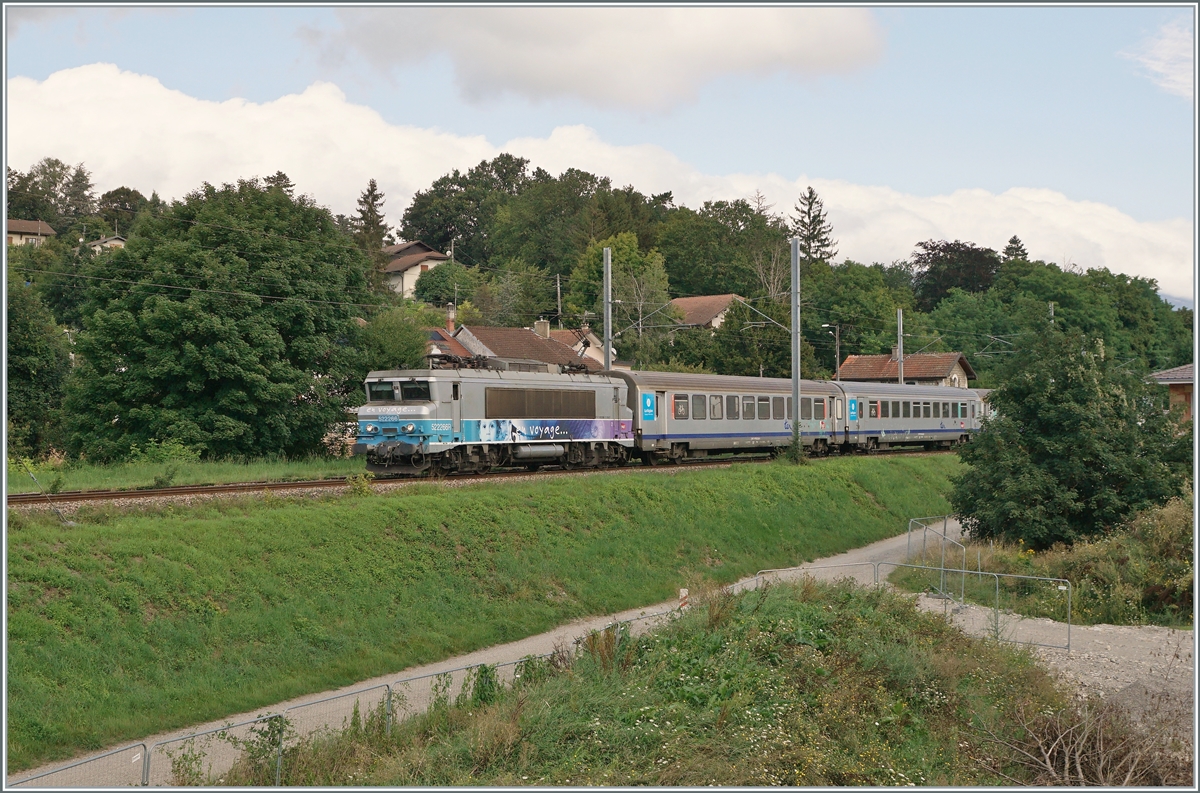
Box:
5, 5, 1197, 303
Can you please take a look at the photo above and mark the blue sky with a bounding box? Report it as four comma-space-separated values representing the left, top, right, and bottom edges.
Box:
5, 5, 1195, 299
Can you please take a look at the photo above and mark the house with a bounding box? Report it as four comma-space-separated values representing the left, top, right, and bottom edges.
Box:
6, 219, 56, 247
544, 323, 610, 368
1150, 363, 1193, 421
425, 327, 471, 359
86, 235, 126, 253
670, 293, 740, 329
454, 324, 604, 372
838, 350, 977, 388
382, 241, 449, 298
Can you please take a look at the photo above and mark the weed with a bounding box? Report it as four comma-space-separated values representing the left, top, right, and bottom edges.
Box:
345, 472, 375, 497
151, 464, 179, 489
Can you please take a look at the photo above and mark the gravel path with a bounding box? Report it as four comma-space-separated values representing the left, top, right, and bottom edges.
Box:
10, 518, 1195, 787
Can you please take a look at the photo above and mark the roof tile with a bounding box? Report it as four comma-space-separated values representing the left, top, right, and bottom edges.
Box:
839, 352, 977, 381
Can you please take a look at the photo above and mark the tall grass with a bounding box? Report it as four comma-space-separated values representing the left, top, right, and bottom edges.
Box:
890, 493, 1194, 628
221, 579, 1072, 786
6, 453, 365, 494
6, 455, 959, 772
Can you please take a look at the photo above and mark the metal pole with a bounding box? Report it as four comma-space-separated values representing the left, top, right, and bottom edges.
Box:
835, 325, 840, 381
897, 308, 904, 385
603, 247, 612, 371
791, 238, 801, 449
556, 274, 563, 329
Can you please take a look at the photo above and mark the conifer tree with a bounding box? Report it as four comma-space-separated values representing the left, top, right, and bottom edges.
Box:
789, 186, 838, 263
1002, 235, 1029, 261
354, 179, 394, 291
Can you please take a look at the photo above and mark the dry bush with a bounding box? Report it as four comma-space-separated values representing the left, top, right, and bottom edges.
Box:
975, 692, 1193, 786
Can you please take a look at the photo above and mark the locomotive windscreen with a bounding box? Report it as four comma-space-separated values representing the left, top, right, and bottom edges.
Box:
485, 388, 596, 419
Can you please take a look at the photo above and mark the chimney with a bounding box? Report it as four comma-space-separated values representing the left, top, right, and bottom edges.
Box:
891, 346, 899, 361
534, 319, 551, 339
446, 302, 456, 334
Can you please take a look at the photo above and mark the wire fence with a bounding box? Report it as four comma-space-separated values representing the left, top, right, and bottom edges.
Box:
10, 517, 1071, 786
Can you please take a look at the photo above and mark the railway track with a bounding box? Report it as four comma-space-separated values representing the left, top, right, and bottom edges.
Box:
7, 449, 947, 507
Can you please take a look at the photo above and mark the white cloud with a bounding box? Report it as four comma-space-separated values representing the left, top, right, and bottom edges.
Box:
1120, 17, 1194, 100
8, 64, 1193, 297
315, 7, 884, 110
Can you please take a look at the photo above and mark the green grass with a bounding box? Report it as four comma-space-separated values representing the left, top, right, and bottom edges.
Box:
222, 579, 1067, 786
6, 454, 366, 494
7, 455, 959, 772
889, 493, 1194, 629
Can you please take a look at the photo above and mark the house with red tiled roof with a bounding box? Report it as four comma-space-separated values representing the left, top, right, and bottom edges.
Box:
6, 218, 56, 247
382, 241, 449, 298
1150, 363, 1193, 421
670, 293, 740, 329
454, 324, 604, 372
838, 350, 977, 388
425, 327, 471, 359
544, 323, 608, 368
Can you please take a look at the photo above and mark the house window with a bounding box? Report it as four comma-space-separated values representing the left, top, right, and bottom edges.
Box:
727, 395, 740, 419
692, 394, 706, 420
673, 394, 689, 419
420, 264, 429, 272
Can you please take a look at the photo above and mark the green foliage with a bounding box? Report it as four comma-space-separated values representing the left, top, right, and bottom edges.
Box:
951, 328, 1191, 549
567, 232, 673, 340
709, 300, 825, 379
789, 185, 838, 264
655, 199, 781, 298
6, 455, 958, 770
911, 239, 1001, 312
5, 268, 72, 458
360, 306, 430, 371
97, 186, 148, 234
412, 259, 480, 307
234, 579, 1064, 786
128, 438, 203, 464
1001, 235, 1028, 262
60, 177, 377, 462
471, 259, 555, 327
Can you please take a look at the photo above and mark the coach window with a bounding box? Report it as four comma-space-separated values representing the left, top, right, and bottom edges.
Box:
800, 397, 812, 420
772, 396, 785, 420
692, 394, 707, 420
970, 402, 975, 418
835, 398, 843, 421
787, 397, 793, 420
940, 402, 948, 418
815, 399, 826, 420
727, 394, 740, 419
673, 394, 689, 419
959, 402, 967, 418
923, 402, 932, 418
892, 401, 900, 418
758, 396, 771, 420
950, 402, 958, 418
868, 400, 879, 419
880, 400, 889, 419
710, 395, 723, 420
902, 401, 910, 418
743, 396, 756, 420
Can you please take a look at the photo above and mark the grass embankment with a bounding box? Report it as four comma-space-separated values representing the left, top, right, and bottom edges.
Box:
222, 580, 1073, 786
890, 493, 1194, 628
7, 455, 958, 772
6, 453, 365, 495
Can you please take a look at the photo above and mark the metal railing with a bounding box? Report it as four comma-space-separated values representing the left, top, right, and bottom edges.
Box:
9, 742, 147, 788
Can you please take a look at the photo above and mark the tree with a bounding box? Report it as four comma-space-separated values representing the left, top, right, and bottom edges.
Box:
6, 268, 72, 458
97, 187, 148, 234
566, 233, 672, 335
413, 260, 481, 307
709, 300, 825, 379
1002, 235, 1029, 262
263, 171, 295, 196
910, 239, 1000, 312
472, 259, 555, 327
789, 186, 838, 264
951, 329, 1191, 549
360, 306, 430, 371
62, 177, 377, 461
354, 179, 393, 289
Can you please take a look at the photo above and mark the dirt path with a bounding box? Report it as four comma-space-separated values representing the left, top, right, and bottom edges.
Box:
11, 519, 1195, 786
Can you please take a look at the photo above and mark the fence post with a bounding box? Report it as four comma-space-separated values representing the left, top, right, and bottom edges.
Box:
993, 574, 1000, 640
385, 684, 393, 736
1066, 582, 1072, 654
142, 746, 151, 786
274, 715, 284, 787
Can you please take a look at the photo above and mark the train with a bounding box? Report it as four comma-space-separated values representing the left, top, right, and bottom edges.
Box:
352, 359, 988, 475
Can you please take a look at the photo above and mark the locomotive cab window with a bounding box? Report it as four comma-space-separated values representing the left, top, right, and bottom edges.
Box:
710, 395, 723, 420
400, 381, 432, 402
727, 395, 740, 420
692, 394, 706, 420
367, 381, 397, 402
673, 394, 689, 419
743, 396, 755, 420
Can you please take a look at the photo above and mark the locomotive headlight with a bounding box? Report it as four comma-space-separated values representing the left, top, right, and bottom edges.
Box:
402, 423, 417, 434
364, 424, 379, 434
